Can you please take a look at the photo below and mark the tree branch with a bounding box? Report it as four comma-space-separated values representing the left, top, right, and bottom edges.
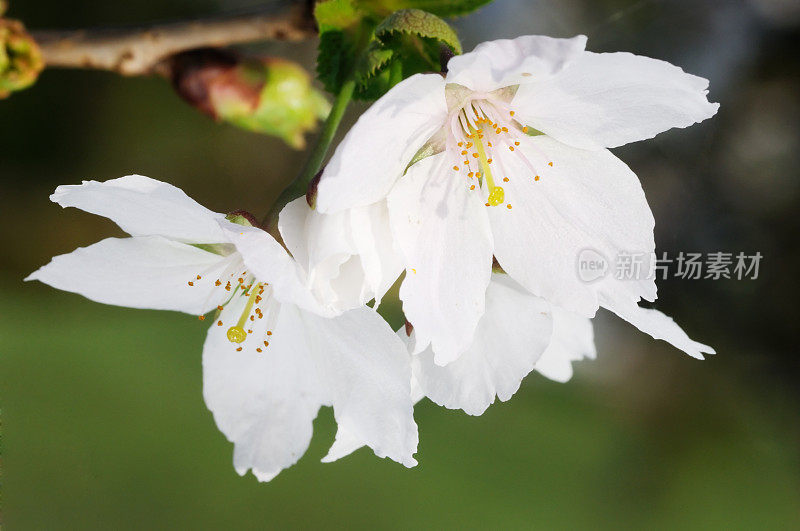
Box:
30, 4, 317, 76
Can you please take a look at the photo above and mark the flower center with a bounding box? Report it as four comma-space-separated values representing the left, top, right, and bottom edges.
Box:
446, 94, 548, 209
187, 257, 277, 353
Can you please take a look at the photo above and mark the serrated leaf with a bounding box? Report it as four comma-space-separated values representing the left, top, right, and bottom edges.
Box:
356, 0, 493, 17
352, 9, 461, 100
315, 0, 379, 94
357, 46, 395, 84
375, 8, 461, 54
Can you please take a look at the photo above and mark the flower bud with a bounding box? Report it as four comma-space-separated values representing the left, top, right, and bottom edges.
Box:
0, 14, 44, 99
169, 48, 330, 149
225, 210, 259, 227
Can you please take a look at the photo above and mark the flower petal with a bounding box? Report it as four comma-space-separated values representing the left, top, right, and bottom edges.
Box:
446, 35, 587, 93
412, 274, 553, 416
489, 136, 656, 317
513, 51, 719, 150
303, 307, 418, 467
534, 306, 596, 383
279, 198, 402, 310
50, 175, 225, 243
348, 202, 404, 306
218, 219, 333, 317
316, 74, 448, 213
25, 236, 232, 315
322, 330, 425, 464
202, 298, 325, 482
601, 294, 715, 360
388, 153, 494, 365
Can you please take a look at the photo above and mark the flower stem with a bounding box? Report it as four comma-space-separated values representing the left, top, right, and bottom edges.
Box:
263, 78, 356, 233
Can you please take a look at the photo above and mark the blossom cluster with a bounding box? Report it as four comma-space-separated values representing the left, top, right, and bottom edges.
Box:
27, 35, 719, 481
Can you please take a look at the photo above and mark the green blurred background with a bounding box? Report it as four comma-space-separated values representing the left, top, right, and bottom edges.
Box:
2, 0, 799, 528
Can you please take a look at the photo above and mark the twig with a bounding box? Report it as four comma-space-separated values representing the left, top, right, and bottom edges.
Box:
30, 4, 316, 76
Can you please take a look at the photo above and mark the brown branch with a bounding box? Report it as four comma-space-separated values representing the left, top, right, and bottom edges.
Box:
30, 4, 316, 76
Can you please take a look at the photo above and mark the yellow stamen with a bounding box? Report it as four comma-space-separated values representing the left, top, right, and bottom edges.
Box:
472, 128, 504, 206
226, 282, 262, 344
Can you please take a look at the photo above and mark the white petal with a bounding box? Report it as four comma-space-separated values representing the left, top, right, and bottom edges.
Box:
348, 202, 404, 306
321, 425, 365, 464
279, 198, 402, 310
219, 219, 333, 317
51, 175, 225, 243
304, 307, 418, 467
25, 236, 232, 315
513, 51, 719, 149
489, 136, 656, 318
601, 294, 715, 360
202, 299, 325, 482
317, 74, 448, 213
322, 328, 425, 464
446, 35, 587, 93
412, 274, 553, 416
279, 198, 361, 310
534, 306, 596, 383
388, 153, 493, 365
276, 196, 314, 271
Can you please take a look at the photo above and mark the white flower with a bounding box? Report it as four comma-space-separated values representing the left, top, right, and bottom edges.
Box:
26, 175, 418, 481
278, 197, 402, 310
316, 35, 718, 364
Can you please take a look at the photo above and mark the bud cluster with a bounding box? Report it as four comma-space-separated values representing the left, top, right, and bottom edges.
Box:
169, 48, 330, 149
0, 10, 44, 98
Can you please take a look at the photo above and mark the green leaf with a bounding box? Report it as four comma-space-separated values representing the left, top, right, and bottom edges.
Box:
315, 0, 362, 32
356, 0, 493, 17
353, 9, 460, 100
375, 8, 461, 54
314, 0, 378, 94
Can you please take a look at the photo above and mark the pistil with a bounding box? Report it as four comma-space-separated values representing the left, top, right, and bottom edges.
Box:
472, 127, 504, 206
226, 282, 262, 343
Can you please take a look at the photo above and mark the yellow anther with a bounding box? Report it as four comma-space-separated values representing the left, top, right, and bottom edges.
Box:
510, 110, 515, 116
227, 326, 247, 343
453, 165, 460, 171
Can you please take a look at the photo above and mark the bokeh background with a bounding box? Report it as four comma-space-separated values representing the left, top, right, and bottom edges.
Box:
2, 0, 799, 528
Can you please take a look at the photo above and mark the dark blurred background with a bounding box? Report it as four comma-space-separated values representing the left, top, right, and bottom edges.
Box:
2, 0, 799, 528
